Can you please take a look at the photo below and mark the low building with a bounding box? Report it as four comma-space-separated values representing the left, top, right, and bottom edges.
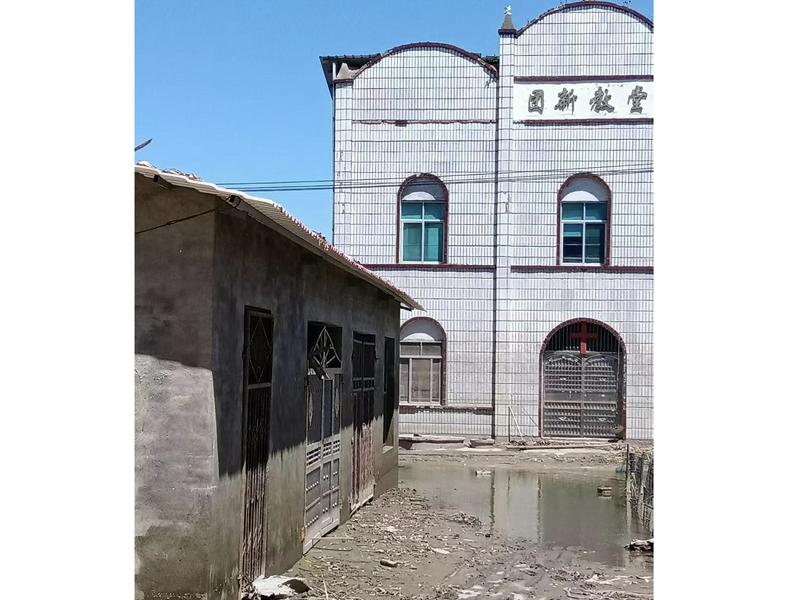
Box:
135, 163, 421, 600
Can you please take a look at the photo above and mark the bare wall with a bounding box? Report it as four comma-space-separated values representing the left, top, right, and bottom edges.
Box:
134, 175, 218, 600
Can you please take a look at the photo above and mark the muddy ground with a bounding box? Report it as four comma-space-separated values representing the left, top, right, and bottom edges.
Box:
284, 447, 653, 600
400, 439, 649, 468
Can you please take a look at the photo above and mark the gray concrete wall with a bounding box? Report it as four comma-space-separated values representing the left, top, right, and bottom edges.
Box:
136, 175, 402, 600
209, 201, 401, 595
135, 175, 218, 600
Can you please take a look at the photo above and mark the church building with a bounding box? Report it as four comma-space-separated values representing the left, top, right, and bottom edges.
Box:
320, 1, 653, 440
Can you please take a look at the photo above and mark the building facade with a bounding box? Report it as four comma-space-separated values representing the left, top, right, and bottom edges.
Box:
135, 164, 420, 600
321, 1, 653, 440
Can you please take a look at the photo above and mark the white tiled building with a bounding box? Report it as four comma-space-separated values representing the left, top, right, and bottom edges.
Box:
321, 1, 653, 439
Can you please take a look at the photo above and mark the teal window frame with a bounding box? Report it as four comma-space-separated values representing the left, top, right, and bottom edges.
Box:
400, 200, 445, 263
560, 200, 608, 265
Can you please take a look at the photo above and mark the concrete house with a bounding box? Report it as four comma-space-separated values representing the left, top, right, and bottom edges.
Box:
321, 1, 653, 441
135, 163, 421, 600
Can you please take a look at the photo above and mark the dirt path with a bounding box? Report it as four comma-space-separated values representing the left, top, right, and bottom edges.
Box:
285, 479, 653, 600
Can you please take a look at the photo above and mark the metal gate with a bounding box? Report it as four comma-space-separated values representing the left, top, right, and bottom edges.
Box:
240, 308, 273, 584
351, 334, 375, 511
304, 324, 342, 552
542, 350, 621, 438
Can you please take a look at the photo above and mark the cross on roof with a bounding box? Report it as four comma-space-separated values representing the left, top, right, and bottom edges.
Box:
570, 321, 598, 356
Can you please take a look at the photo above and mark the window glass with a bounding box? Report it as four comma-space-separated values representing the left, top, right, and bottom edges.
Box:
559, 177, 610, 264
584, 202, 607, 221
399, 360, 409, 402
399, 331, 443, 405
400, 177, 446, 263
400, 342, 421, 356
421, 343, 442, 357
584, 223, 605, 263
431, 360, 441, 400
424, 202, 444, 220
561, 203, 583, 220
401, 202, 423, 219
424, 222, 443, 262
410, 358, 432, 403
562, 223, 583, 262
402, 223, 422, 262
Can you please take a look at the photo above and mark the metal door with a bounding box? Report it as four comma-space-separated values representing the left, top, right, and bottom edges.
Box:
240, 308, 273, 585
542, 350, 621, 438
304, 324, 342, 552
303, 374, 341, 552
351, 334, 375, 511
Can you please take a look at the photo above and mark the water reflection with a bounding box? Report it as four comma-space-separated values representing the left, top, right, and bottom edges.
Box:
399, 462, 652, 570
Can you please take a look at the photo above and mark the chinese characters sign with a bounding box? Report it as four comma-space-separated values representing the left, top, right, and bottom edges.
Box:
513, 80, 653, 121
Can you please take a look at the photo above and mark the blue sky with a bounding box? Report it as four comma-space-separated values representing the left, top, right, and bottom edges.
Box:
135, 0, 653, 238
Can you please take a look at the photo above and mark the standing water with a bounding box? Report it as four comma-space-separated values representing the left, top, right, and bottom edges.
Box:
400, 462, 653, 572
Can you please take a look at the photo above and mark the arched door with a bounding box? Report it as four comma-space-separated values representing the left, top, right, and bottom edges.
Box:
540, 320, 625, 438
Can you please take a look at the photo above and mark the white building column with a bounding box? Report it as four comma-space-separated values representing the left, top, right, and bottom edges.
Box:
332, 64, 353, 249
494, 11, 523, 439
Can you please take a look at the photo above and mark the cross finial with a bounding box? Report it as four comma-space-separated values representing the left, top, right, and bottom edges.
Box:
569, 321, 599, 356
499, 5, 516, 34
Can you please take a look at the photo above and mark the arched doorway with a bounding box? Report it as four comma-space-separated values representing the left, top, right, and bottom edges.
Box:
540, 319, 625, 438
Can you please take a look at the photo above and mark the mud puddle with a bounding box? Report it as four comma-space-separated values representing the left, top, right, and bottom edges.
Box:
400, 462, 653, 573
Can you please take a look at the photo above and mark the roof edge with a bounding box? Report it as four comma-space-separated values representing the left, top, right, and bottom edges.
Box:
352, 42, 499, 81
134, 163, 423, 311
516, 1, 653, 37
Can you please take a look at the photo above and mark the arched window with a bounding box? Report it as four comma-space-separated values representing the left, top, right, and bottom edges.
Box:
399, 317, 446, 405
558, 175, 611, 265
398, 174, 447, 263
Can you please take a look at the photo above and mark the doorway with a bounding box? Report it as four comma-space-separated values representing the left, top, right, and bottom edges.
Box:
540, 319, 625, 438
240, 307, 273, 584
351, 332, 376, 511
303, 322, 343, 552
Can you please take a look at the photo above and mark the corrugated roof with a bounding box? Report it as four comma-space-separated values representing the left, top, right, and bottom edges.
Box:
135, 162, 423, 311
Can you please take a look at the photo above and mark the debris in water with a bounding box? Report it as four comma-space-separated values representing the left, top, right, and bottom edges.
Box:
625, 538, 654, 552
467, 438, 495, 448
380, 558, 399, 568
475, 469, 492, 477
246, 575, 310, 599
597, 486, 612, 496
432, 547, 451, 555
